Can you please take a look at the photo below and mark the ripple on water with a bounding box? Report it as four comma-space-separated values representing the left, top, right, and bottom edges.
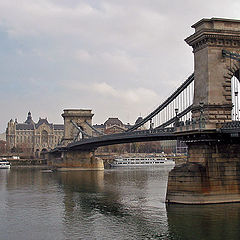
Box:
1, 168, 240, 240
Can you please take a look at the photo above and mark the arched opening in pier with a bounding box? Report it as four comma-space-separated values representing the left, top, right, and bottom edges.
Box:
73, 124, 84, 141
78, 126, 84, 140
40, 148, 48, 159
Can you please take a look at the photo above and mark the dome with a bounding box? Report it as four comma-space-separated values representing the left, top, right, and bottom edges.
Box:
104, 118, 123, 127
25, 111, 35, 124
135, 116, 143, 125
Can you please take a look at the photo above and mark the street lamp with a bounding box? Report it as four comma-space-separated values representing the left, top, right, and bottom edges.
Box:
174, 108, 179, 127
175, 108, 179, 116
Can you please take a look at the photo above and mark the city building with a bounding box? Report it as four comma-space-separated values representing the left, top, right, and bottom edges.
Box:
0, 132, 6, 141
0, 140, 6, 154
5, 112, 184, 156
93, 117, 132, 136
93, 116, 186, 154
6, 112, 64, 156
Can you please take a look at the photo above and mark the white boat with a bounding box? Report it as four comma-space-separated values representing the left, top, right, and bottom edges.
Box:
110, 157, 175, 167
0, 160, 11, 169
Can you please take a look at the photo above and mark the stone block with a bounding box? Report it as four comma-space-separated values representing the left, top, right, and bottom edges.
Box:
50, 149, 104, 170
166, 140, 240, 204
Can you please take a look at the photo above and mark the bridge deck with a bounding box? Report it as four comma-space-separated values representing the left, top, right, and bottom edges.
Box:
51, 121, 240, 153
66, 128, 175, 150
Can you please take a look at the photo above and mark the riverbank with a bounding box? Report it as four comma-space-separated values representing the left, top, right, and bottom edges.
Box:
7, 158, 48, 167
11, 165, 51, 169
4, 153, 187, 168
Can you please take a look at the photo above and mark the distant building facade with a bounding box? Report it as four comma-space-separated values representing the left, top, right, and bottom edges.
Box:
6, 112, 64, 155
93, 117, 132, 136
0, 140, 6, 154
93, 116, 184, 154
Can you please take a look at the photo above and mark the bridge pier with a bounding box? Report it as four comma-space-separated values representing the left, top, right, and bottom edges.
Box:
166, 140, 240, 204
48, 149, 104, 171
166, 17, 240, 204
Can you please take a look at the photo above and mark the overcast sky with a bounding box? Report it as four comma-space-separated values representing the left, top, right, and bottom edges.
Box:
1, 0, 240, 132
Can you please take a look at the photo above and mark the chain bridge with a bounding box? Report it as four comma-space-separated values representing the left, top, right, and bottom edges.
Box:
49, 18, 240, 204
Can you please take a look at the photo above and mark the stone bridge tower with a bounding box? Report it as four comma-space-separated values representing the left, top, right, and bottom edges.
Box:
166, 18, 240, 205
49, 109, 104, 170
185, 18, 240, 127
61, 109, 94, 145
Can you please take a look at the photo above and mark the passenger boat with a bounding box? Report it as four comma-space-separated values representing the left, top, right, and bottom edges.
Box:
110, 157, 175, 167
0, 160, 11, 169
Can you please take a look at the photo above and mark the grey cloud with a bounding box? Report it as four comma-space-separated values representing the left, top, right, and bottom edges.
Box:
0, 0, 240, 131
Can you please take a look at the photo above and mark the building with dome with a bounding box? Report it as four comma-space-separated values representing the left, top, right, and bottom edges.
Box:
6, 112, 64, 156
104, 117, 127, 134
93, 117, 133, 136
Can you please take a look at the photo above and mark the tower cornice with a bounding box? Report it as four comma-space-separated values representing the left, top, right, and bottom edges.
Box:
185, 18, 240, 52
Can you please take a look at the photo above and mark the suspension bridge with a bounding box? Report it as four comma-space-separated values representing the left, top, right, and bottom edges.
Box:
49, 18, 240, 204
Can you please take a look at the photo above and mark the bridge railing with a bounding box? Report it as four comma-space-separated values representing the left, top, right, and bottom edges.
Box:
68, 127, 175, 147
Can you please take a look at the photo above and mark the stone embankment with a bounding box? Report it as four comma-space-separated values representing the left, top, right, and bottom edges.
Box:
3, 153, 187, 168
6, 158, 48, 167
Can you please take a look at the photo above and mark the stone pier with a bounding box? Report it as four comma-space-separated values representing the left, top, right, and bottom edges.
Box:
48, 149, 104, 171
48, 109, 104, 171
166, 141, 240, 204
166, 18, 240, 204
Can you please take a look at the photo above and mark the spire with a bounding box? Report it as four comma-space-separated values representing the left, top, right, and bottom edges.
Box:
25, 111, 34, 124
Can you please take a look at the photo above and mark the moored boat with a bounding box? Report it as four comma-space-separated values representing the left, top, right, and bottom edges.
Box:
0, 160, 11, 169
110, 157, 175, 167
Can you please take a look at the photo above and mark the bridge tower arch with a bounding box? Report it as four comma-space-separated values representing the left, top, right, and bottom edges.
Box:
185, 18, 240, 126
61, 109, 94, 145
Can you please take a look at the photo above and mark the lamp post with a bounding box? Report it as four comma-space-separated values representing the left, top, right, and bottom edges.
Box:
175, 108, 179, 117
174, 108, 179, 128
150, 119, 154, 130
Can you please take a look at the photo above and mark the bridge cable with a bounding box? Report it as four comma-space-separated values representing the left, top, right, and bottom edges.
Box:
84, 120, 105, 136
156, 105, 192, 129
126, 73, 194, 132
70, 120, 91, 141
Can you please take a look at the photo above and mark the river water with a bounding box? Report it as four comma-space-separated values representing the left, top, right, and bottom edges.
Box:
0, 167, 240, 240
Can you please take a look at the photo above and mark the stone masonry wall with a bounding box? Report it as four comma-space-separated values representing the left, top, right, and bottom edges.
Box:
49, 150, 104, 171
185, 18, 240, 125
166, 141, 240, 204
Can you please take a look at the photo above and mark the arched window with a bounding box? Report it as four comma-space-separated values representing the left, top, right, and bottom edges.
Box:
41, 130, 48, 144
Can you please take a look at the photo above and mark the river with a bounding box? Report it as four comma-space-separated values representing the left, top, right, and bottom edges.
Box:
0, 167, 240, 240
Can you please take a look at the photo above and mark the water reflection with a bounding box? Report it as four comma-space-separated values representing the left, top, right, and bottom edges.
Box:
55, 168, 171, 240
167, 203, 240, 240
0, 169, 64, 240
5, 168, 54, 189
0, 169, 10, 209
2, 167, 239, 239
